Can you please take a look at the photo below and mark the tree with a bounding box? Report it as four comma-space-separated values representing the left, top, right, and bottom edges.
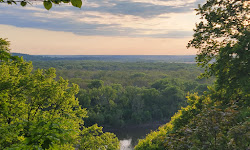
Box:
0, 51, 84, 149
80, 124, 119, 150
135, 1, 249, 149
0, 38, 20, 62
187, 0, 249, 100
0, 38, 119, 149
0, 0, 83, 10
87, 80, 104, 89
164, 105, 249, 150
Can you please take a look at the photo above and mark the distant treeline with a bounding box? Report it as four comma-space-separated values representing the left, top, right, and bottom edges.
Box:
12, 53, 196, 63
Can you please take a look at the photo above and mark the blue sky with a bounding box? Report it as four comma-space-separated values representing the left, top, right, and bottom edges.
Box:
0, 0, 206, 55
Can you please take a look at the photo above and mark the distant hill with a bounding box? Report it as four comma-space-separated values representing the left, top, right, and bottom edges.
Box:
11, 53, 196, 63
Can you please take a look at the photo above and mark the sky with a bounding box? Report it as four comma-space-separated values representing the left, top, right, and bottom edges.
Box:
0, 0, 206, 55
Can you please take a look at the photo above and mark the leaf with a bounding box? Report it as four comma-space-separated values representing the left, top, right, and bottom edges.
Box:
52, 0, 61, 4
43, 1, 52, 10
71, 0, 82, 8
20, 1, 27, 7
62, 0, 70, 3
7, 1, 12, 4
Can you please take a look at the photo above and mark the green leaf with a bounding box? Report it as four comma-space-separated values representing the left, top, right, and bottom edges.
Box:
43, 1, 52, 10
20, 1, 27, 7
7, 1, 12, 4
71, 0, 82, 8
52, 0, 61, 4
62, 0, 70, 3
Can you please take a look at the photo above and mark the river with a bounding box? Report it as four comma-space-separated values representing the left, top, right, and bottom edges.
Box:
104, 122, 164, 150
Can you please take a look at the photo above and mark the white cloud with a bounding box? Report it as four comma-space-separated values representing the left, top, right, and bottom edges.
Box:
29, 9, 198, 36
128, 0, 197, 6
0, 0, 202, 38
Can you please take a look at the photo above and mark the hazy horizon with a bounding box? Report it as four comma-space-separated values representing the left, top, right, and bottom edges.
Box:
13, 52, 197, 56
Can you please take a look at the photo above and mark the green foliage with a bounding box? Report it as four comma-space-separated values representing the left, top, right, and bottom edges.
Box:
0, 56, 84, 149
136, 1, 249, 149
164, 104, 249, 150
1, 0, 81, 9
30, 59, 211, 128
20, 1, 27, 6
43, 1, 52, 10
0, 39, 119, 149
188, 0, 249, 99
32, 61, 212, 89
135, 89, 249, 149
80, 124, 119, 150
188, 0, 249, 66
214, 31, 250, 100
78, 79, 208, 128
70, 0, 82, 8
0, 38, 20, 62
135, 93, 203, 150
87, 79, 104, 89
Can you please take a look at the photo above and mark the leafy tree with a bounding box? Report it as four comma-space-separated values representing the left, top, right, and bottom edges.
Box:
187, 0, 249, 100
80, 124, 119, 150
136, 0, 249, 149
0, 38, 119, 149
87, 79, 104, 89
164, 101, 250, 150
0, 38, 20, 62
0, 50, 84, 149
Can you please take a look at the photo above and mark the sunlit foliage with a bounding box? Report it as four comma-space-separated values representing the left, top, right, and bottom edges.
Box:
136, 0, 249, 149
0, 38, 119, 149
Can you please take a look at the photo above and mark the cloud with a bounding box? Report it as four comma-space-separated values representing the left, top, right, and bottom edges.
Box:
127, 0, 197, 7
89, 0, 192, 18
0, 0, 206, 38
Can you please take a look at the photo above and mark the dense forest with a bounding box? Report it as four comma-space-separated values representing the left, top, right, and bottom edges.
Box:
0, 0, 249, 150
30, 60, 212, 128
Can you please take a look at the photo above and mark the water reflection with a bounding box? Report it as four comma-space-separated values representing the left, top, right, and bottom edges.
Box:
120, 139, 133, 150
104, 124, 163, 150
